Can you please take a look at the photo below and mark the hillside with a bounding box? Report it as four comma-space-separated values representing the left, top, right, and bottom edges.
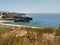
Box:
0, 25, 60, 45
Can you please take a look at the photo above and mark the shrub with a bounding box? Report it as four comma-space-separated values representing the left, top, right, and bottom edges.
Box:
54, 29, 60, 36
28, 31, 37, 45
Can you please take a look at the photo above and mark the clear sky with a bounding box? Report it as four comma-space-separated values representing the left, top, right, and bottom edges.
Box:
0, 0, 60, 13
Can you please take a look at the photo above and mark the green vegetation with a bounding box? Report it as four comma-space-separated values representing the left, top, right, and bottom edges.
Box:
28, 31, 37, 45
54, 29, 60, 36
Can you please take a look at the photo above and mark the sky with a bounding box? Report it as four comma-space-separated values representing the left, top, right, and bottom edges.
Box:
0, 0, 60, 13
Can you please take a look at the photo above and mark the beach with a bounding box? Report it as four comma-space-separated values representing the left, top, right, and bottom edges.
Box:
0, 20, 13, 22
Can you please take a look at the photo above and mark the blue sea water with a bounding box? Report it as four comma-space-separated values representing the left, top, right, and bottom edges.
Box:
1, 14, 60, 28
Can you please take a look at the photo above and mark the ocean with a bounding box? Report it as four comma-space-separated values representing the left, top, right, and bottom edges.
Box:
1, 14, 60, 28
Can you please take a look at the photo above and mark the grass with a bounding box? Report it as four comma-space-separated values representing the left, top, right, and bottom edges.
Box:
0, 25, 60, 45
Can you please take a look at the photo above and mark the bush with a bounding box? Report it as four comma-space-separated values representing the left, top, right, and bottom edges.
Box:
54, 29, 60, 36
28, 31, 37, 45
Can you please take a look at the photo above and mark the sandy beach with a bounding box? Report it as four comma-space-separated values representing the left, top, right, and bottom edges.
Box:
0, 20, 13, 22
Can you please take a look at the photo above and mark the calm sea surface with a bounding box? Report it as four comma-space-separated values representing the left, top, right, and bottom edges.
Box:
1, 14, 60, 28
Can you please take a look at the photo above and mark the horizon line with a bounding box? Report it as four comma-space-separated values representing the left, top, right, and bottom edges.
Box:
0, 11, 60, 14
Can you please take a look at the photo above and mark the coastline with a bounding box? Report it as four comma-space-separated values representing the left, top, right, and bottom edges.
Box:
0, 23, 42, 29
